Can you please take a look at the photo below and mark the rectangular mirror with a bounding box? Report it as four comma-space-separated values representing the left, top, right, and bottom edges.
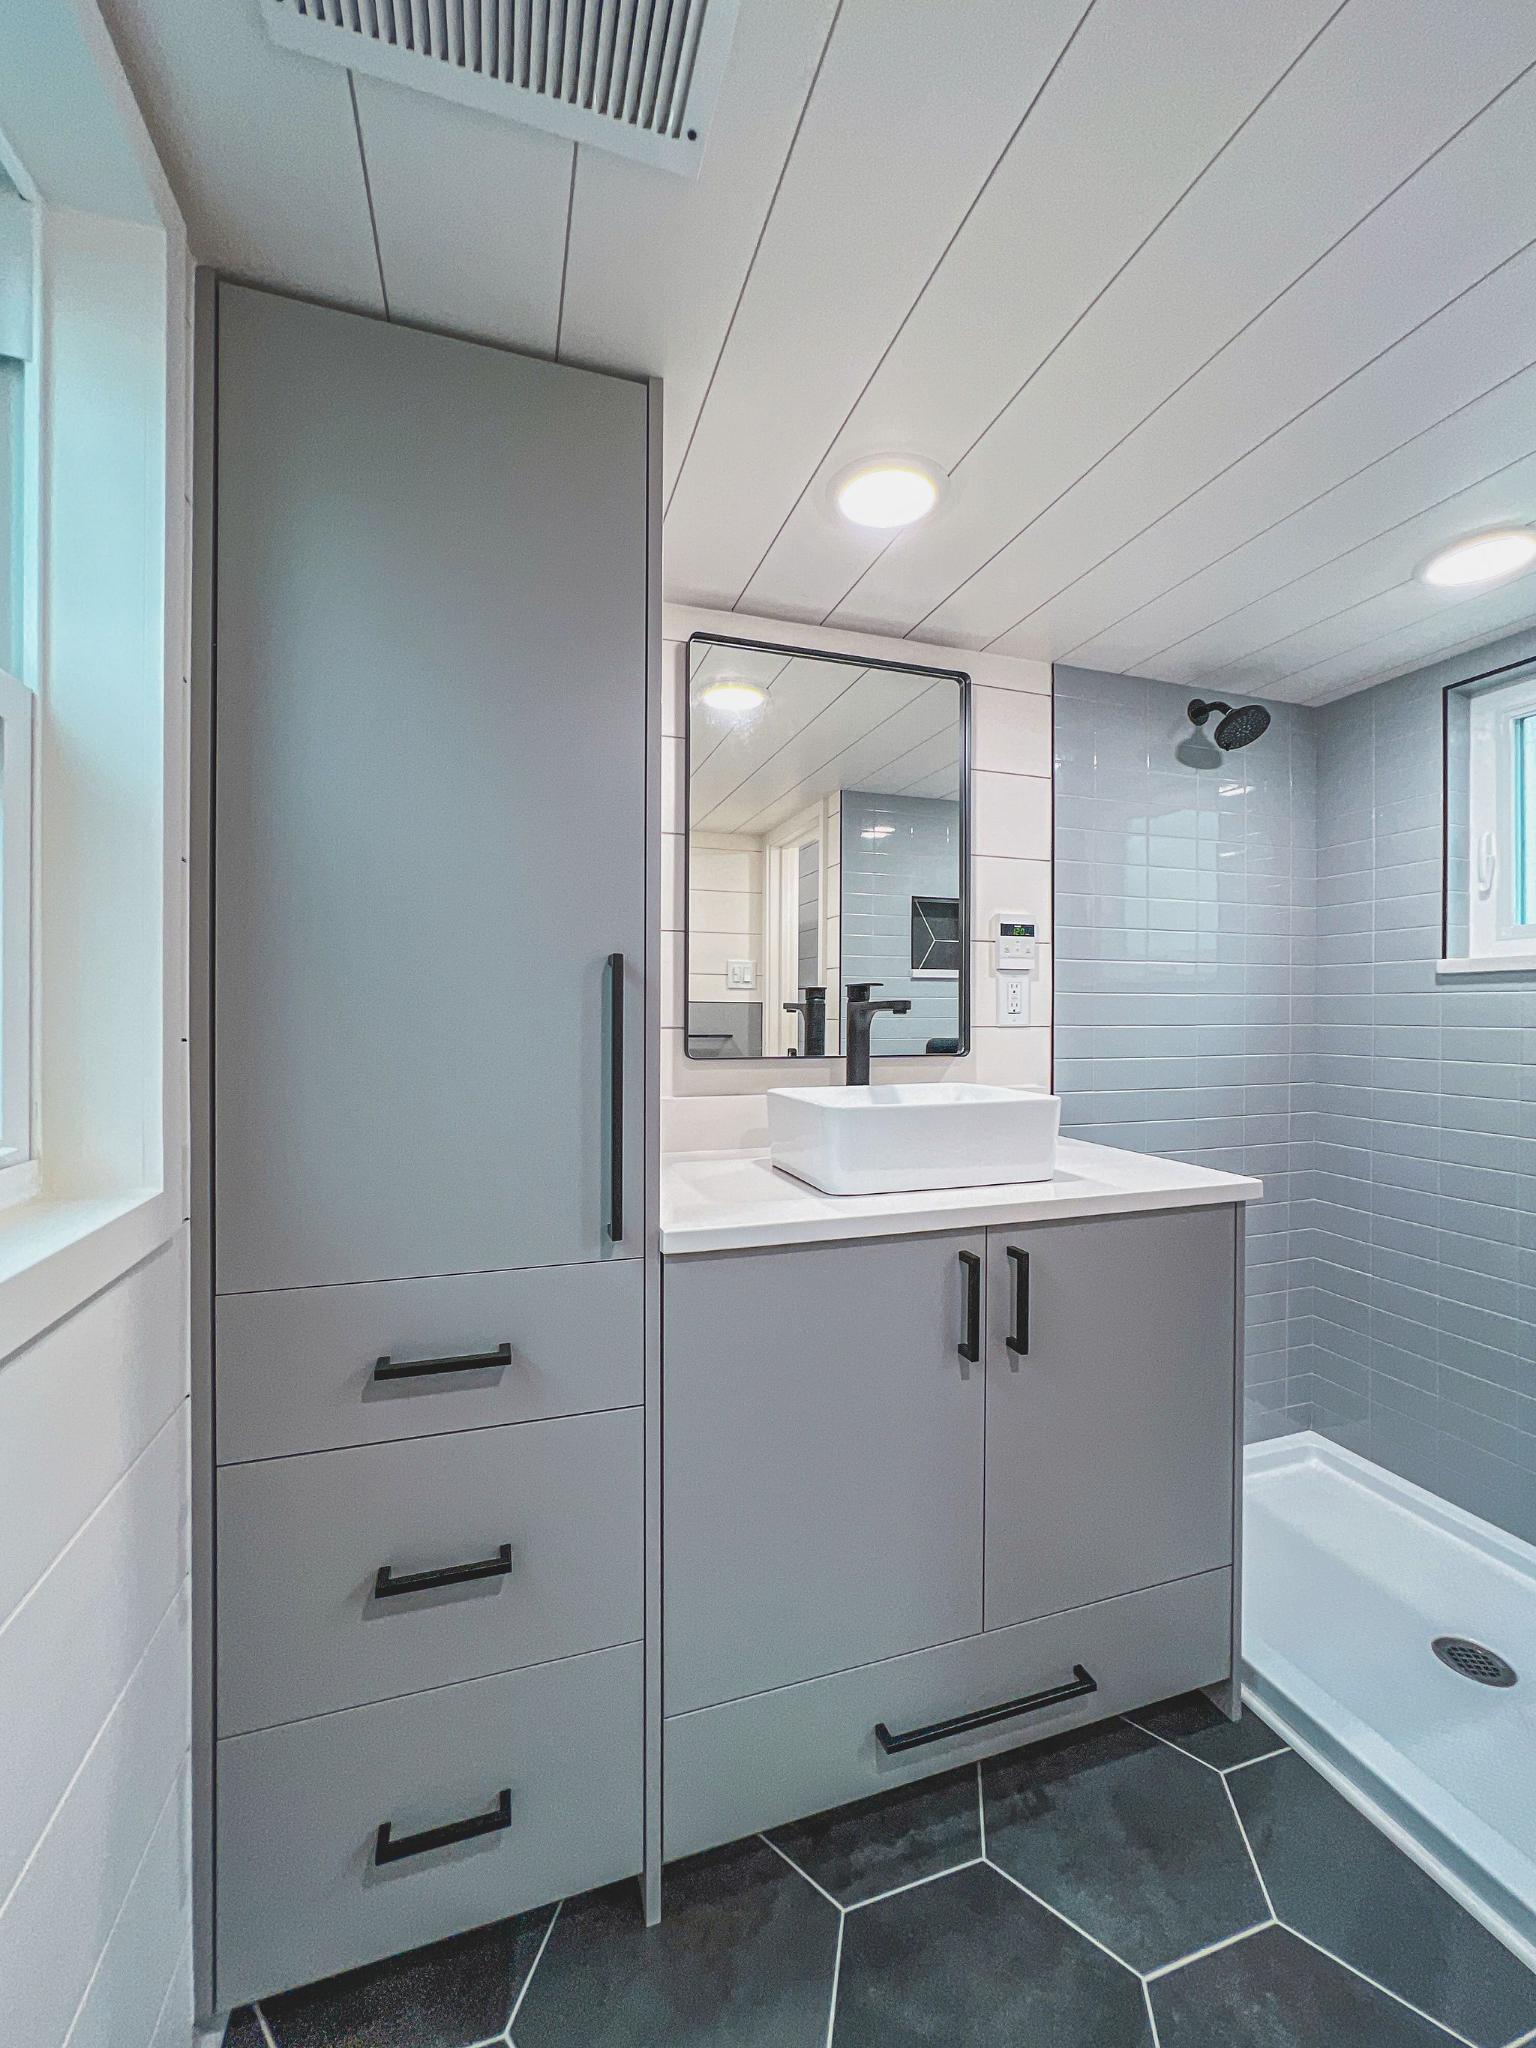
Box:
684, 632, 970, 1061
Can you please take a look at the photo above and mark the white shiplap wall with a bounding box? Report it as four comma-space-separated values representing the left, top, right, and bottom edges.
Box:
661, 604, 1052, 1154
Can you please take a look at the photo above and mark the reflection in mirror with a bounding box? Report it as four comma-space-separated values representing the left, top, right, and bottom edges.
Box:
684, 634, 969, 1061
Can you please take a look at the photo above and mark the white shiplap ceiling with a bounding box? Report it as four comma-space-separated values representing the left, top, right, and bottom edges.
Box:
98, 0, 1536, 704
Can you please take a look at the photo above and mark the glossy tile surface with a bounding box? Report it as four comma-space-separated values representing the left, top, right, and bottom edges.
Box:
831, 1861, 1149, 2047
1231, 1751, 1536, 2047
511, 1838, 838, 2048
981, 1718, 1269, 1971
1151, 1925, 1456, 2048
262, 1908, 555, 2048
1124, 1689, 1289, 1771
765, 1766, 980, 1906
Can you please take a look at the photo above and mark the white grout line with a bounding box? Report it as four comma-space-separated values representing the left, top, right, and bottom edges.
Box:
1284, 1926, 1480, 2047
504, 1897, 562, 2034
1218, 1743, 1290, 1776
759, 1832, 846, 1914
823, 1912, 844, 2048
1502, 2027, 1536, 2048
1142, 1978, 1163, 2048
1222, 1773, 1277, 1921
1142, 1919, 1274, 1983
250, 2009, 280, 2048
983, 1857, 1141, 1979
842, 1858, 985, 1916
1119, 1713, 1228, 1776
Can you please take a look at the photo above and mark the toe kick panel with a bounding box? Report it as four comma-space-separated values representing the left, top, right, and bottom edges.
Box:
664, 1569, 1231, 1860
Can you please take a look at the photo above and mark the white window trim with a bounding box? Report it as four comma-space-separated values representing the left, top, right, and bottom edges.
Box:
0, 663, 35, 1202
1440, 668, 1536, 976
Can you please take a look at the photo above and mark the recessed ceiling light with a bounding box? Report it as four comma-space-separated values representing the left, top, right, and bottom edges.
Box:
835, 460, 943, 530
1420, 528, 1536, 590
699, 678, 766, 713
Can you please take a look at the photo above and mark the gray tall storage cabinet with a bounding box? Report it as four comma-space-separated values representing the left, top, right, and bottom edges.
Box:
197, 284, 657, 2013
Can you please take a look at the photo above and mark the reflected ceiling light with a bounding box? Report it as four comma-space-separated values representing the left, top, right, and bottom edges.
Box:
861, 824, 897, 839
835, 459, 943, 529
1420, 528, 1536, 590
699, 677, 765, 713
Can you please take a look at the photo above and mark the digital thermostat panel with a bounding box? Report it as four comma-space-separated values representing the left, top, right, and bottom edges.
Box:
995, 917, 1038, 971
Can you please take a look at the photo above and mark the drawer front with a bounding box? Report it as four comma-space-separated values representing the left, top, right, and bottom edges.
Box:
216, 1260, 643, 1464
218, 1411, 642, 1734
216, 1643, 643, 2008
665, 1568, 1230, 1860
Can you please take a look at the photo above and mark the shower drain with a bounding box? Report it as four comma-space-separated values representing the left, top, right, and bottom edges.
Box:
1432, 1636, 1518, 1688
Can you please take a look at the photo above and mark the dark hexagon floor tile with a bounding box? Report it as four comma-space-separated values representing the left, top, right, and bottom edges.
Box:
766, 1765, 981, 1906
1123, 1691, 1289, 1772
832, 1861, 1150, 2047
261, 1905, 554, 2048
1231, 1751, 1536, 2047
982, 1718, 1268, 1973
511, 1836, 839, 2048
1150, 1924, 1457, 2047
223, 2012, 267, 2048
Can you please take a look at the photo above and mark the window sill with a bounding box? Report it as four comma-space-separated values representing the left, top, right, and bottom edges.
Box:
1436, 954, 1536, 976
0, 1186, 176, 1364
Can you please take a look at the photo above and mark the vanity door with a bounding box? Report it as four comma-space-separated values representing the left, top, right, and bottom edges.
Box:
664, 1231, 986, 1714
983, 1208, 1237, 1632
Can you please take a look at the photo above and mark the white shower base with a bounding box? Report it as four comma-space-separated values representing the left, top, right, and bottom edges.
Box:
1243, 1431, 1536, 1971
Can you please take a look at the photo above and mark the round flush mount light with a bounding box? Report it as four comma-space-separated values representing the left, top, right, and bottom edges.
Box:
1420, 527, 1536, 591
699, 677, 766, 713
835, 458, 944, 530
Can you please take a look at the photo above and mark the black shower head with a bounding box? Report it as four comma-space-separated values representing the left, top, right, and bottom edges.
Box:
1188, 698, 1271, 751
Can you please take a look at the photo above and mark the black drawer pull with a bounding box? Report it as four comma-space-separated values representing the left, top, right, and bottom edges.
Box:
372, 1341, 512, 1384
1006, 1245, 1030, 1359
607, 950, 625, 1245
373, 1543, 513, 1601
957, 1250, 981, 1363
874, 1665, 1097, 1756
373, 1787, 512, 1866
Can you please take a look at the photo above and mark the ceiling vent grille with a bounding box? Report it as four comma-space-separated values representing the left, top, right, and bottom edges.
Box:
261, 0, 741, 174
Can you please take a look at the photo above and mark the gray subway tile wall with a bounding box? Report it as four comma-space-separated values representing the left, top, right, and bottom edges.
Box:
1052, 666, 1315, 1445
1054, 637, 1536, 1548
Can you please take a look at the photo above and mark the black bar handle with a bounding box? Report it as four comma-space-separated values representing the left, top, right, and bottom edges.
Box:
957, 1250, 981, 1363
1006, 1245, 1031, 1358
608, 951, 625, 1244
875, 1666, 1097, 1756
373, 1787, 513, 1867
372, 1341, 512, 1384
373, 1542, 513, 1601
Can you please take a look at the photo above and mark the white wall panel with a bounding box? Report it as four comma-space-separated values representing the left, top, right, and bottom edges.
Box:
353, 74, 572, 352
739, 0, 1341, 624
63, 1765, 189, 2048
661, 0, 1086, 608
1052, 246, 1536, 672
830, 0, 1536, 640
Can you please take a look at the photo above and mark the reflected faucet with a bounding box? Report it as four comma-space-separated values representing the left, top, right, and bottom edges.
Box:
844, 981, 911, 1087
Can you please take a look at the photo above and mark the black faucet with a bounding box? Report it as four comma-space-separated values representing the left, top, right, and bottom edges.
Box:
783, 985, 827, 1058
844, 981, 911, 1087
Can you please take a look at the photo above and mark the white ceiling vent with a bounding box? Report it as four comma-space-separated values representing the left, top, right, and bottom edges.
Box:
261, 0, 741, 174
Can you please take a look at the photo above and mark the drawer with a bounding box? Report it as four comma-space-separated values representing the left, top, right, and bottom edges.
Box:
215, 1260, 643, 1463
664, 1568, 1231, 1859
218, 1411, 642, 1734
216, 1643, 643, 2009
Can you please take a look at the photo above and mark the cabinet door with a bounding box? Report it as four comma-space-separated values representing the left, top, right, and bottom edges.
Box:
213, 285, 647, 1293
664, 1233, 985, 1714
984, 1208, 1236, 1631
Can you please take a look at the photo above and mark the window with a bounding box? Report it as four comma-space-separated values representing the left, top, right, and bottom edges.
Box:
0, 190, 35, 1198
1445, 663, 1536, 971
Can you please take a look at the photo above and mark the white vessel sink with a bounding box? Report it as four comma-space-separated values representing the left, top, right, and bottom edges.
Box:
767, 1083, 1062, 1197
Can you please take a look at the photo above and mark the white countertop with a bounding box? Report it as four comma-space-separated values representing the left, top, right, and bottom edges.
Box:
661, 1137, 1262, 1255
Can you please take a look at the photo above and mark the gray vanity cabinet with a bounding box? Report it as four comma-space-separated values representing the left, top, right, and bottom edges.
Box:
199, 283, 655, 2013
982, 1208, 1236, 1631
663, 1231, 985, 1714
